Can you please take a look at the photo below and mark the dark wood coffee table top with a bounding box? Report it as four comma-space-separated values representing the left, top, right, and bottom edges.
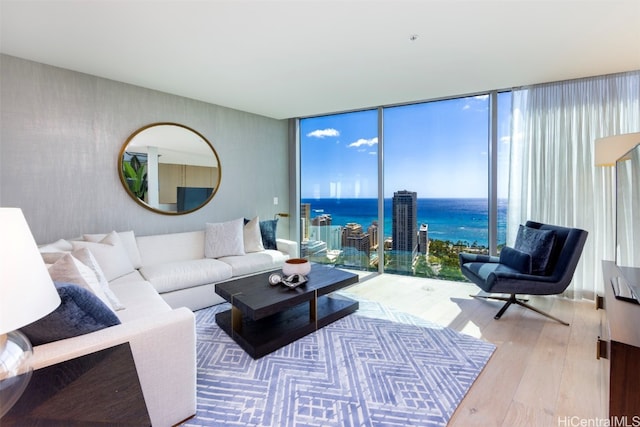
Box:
214, 263, 359, 358
216, 263, 358, 320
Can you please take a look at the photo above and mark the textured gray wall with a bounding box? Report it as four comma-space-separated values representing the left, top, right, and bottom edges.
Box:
1, 55, 291, 244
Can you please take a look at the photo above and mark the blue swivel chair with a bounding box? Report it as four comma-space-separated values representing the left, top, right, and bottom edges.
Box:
459, 221, 588, 325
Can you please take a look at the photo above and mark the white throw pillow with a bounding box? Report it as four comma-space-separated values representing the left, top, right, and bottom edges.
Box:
48, 253, 115, 311
205, 218, 246, 259
72, 247, 125, 310
72, 231, 135, 281
244, 216, 265, 253
39, 238, 74, 264
83, 230, 143, 269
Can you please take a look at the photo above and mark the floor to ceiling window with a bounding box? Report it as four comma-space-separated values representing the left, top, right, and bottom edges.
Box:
299, 110, 379, 271
383, 96, 490, 280
299, 91, 511, 280
496, 91, 512, 250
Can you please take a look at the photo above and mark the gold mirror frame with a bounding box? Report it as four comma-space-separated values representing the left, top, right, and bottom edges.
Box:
118, 122, 221, 215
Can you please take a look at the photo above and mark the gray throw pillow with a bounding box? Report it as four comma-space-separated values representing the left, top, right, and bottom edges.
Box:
21, 282, 121, 346
514, 225, 557, 275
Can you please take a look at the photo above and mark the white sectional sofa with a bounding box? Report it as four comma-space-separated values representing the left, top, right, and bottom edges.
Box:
131, 229, 297, 310
29, 219, 297, 426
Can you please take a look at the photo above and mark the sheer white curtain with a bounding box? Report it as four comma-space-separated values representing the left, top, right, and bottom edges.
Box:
508, 71, 640, 300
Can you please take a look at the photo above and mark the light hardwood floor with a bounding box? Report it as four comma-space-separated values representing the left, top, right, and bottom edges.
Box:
343, 272, 606, 426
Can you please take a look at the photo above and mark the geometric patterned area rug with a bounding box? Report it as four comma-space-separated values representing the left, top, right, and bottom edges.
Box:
181, 294, 495, 427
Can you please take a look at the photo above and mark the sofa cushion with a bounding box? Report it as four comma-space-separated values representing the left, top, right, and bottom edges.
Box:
109, 270, 147, 286
21, 282, 121, 346
139, 258, 233, 294
72, 231, 135, 281
108, 280, 173, 323
218, 250, 287, 277
205, 218, 245, 258
83, 230, 143, 269
136, 231, 205, 265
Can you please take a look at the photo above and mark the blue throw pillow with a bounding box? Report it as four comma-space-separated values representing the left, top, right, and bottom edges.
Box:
514, 225, 557, 275
21, 282, 121, 346
499, 246, 532, 274
259, 219, 278, 250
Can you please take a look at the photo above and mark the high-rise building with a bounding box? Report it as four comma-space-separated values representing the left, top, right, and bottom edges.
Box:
367, 221, 379, 250
342, 223, 370, 252
342, 222, 362, 245
341, 223, 370, 267
392, 190, 418, 272
312, 213, 332, 226
308, 214, 341, 254
300, 203, 311, 241
419, 223, 429, 255
392, 190, 417, 252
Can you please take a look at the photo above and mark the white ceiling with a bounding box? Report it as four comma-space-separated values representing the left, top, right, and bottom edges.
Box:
1, 0, 639, 120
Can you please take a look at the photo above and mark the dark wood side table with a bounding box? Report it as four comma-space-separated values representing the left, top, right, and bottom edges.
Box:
1, 342, 151, 426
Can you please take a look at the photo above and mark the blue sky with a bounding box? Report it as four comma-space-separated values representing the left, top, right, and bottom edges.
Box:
301, 92, 511, 199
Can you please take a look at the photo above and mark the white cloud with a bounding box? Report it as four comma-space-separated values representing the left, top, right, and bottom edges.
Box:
348, 137, 378, 148
307, 128, 339, 138
463, 95, 490, 111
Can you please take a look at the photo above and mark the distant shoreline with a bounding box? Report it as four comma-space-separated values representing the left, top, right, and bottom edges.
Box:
301, 197, 507, 247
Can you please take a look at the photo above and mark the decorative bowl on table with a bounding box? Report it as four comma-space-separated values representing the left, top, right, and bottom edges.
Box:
282, 258, 311, 276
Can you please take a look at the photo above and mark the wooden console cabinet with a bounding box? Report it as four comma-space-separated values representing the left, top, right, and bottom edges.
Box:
598, 260, 640, 416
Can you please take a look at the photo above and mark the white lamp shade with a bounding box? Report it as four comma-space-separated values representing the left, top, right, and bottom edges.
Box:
595, 132, 640, 166
0, 208, 60, 335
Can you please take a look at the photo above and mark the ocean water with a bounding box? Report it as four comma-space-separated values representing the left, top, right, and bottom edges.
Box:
302, 198, 507, 247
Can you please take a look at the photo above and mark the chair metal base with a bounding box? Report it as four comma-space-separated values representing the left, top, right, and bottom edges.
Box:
470, 293, 569, 326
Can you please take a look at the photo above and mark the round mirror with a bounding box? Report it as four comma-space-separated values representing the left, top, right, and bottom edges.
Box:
118, 123, 221, 215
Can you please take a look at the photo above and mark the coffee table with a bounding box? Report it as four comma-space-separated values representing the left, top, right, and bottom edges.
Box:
215, 263, 359, 359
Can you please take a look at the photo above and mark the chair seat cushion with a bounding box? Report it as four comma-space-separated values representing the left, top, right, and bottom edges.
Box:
464, 262, 521, 279
499, 246, 532, 274
462, 262, 521, 292
514, 225, 556, 275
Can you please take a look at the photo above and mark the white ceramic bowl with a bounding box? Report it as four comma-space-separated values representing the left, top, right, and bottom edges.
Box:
282, 258, 311, 276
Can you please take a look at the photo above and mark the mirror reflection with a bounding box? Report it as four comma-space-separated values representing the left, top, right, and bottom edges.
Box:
616, 143, 640, 268
119, 123, 221, 214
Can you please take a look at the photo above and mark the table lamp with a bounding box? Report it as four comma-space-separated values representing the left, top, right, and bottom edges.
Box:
0, 208, 61, 418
